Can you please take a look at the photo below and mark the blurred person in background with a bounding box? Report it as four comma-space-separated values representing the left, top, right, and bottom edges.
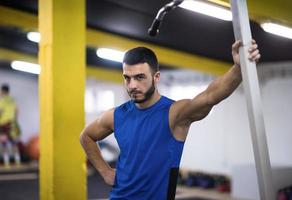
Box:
0, 84, 21, 168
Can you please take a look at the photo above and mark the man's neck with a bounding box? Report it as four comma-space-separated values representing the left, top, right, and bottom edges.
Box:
135, 91, 161, 109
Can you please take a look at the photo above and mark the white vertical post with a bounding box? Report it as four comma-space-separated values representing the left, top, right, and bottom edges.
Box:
230, 0, 275, 199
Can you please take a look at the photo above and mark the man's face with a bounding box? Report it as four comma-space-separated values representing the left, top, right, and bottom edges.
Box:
123, 63, 160, 103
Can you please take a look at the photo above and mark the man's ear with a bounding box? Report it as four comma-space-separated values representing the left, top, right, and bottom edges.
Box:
153, 71, 160, 83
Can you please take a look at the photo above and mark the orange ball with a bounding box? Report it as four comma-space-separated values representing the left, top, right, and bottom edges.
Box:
26, 136, 39, 160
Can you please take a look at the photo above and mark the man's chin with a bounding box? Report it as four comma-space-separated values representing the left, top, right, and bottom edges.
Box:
132, 97, 147, 103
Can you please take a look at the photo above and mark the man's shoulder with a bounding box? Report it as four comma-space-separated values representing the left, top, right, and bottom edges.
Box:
115, 100, 133, 113
169, 99, 192, 120
162, 95, 175, 104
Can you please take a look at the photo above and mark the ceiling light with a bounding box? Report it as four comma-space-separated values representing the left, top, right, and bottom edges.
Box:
96, 48, 125, 63
261, 22, 292, 40
11, 61, 41, 75
179, 0, 232, 21
27, 32, 41, 43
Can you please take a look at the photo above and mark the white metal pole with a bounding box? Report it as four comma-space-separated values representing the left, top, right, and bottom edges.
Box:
230, 0, 275, 199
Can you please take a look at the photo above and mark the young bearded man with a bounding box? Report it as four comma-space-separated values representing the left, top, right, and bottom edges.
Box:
80, 40, 260, 199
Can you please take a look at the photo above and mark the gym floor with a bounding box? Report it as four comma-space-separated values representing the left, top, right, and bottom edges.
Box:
0, 164, 231, 200
0, 165, 110, 200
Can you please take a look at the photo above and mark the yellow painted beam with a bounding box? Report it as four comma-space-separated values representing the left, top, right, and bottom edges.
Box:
217, 0, 292, 25
0, 6, 37, 31
207, 0, 230, 7
0, 5, 230, 76
39, 0, 86, 199
2, 1, 292, 28
87, 66, 123, 83
0, 47, 122, 83
2, 2, 292, 28
86, 29, 230, 75
0, 48, 37, 63
2, 1, 292, 76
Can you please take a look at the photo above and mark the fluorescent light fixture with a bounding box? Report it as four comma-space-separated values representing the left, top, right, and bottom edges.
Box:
27, 32, 41, 43
96, 48, 125, 63
179, 0, 232, 21
11, 61, 41, 75
261, 22, 292, 40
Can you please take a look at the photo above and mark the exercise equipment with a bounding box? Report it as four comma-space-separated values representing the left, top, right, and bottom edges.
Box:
149, 0, 275, 199
148, 0, 183, 37
230, 1, 274, 199
214, 175, 230, 193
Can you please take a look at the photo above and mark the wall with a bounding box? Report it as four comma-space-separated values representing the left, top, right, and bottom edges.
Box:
177, 62, 292, 174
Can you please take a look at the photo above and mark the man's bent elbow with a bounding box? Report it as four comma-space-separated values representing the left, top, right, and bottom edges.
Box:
80, 128, 101, 146
79, 130, 86, 146
79, 129, 91, 147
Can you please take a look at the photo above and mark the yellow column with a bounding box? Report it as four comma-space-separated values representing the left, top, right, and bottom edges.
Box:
38, 0, 86, 200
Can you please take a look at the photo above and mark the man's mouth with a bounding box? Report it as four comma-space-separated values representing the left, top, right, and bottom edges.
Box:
130, 91, 142, 95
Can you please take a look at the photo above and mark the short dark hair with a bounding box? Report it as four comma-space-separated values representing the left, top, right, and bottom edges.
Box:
123, 47, 159, 73
1, 84, 9, 93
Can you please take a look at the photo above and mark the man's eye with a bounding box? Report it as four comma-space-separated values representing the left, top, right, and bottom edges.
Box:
136, 75, 145, 80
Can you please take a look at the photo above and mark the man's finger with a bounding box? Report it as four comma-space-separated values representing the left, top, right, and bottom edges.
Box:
248, 50, 260, 60
255, 54, 261, 62
249, 44, 258, 52
232, 40, 242, 50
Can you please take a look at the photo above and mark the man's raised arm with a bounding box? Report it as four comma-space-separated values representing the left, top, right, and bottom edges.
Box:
170, 40, 260, 141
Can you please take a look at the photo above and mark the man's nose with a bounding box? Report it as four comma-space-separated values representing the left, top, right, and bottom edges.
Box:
128, 79, 138, 89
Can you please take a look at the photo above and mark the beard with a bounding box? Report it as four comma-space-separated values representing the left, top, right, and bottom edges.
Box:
128, 80, 156, 103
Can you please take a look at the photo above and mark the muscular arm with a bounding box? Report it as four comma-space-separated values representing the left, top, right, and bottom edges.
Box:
170, 40, 260, 141
80, 108, 115, 185
170, 65, 241, 140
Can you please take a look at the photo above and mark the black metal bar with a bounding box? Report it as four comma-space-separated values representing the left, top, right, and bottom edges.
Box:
148, 0, 184, 37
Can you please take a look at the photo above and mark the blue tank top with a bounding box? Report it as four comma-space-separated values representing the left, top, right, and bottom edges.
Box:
110, 96, 185, 200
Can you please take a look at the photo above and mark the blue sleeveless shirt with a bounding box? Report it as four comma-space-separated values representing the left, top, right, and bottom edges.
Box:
110, 96, 185, 200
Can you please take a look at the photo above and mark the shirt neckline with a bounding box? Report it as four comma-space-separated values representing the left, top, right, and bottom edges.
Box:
132, 96, 164, 111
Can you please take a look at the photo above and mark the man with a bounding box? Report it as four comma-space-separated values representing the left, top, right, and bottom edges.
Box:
80, 40, 260, 199
0, 84, 21, 167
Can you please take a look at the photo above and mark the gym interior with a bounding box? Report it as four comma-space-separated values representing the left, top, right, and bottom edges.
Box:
0, 0, 292, 199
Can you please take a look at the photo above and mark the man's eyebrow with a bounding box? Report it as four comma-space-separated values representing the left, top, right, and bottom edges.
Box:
123, 73, 146, 78
134, 73, 146, 77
